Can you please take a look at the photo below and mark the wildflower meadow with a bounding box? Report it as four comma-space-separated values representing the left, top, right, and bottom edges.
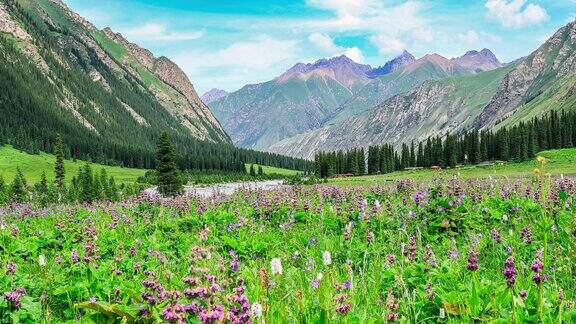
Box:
1, 157, 575, 323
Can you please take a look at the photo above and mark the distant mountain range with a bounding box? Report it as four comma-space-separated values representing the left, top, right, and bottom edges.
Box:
208, 55, 371, 149
266, 22, 576, 159
208, 46, 505, 152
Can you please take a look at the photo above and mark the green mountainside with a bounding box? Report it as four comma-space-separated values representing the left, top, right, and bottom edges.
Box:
330, 55, 475, 122
0, 0, 232, 169
210, 75, 355, 150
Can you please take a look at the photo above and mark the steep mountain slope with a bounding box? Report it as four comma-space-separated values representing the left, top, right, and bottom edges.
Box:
209, 55, 371, 149
202, 88, 229, 105
0, 0, 229, 167
268, 66, 513, 159
330, 50, 503, 122
476, 21, 576, 129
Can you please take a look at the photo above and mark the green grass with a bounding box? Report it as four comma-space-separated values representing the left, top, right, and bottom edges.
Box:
330, 148, 576, 186
245, 164, 301, 176
89, 30, 129, 61
0, 146, 147, 184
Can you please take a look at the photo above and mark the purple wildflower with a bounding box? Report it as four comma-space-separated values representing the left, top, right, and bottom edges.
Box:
71, 250, 79, 264
413, 192, 425, 205
503, 257, 517, 287
491, 228, 501, 243
520, 226, 532, 244
6, 261, 16, 275
161, 304, 185, 323
408, 236, 417, 261
199, 305, 225, 323
387, 254, 396, 266
467, 250, 479, 271
336, 303, 352, 314
531, 249, 547, 285
4, 288, 26, 309
342, 280, 352, 290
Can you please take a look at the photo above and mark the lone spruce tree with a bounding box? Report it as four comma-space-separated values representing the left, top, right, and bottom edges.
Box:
54, 134, 65, 193
156, 132, 183, 197
11, 167, 27, 203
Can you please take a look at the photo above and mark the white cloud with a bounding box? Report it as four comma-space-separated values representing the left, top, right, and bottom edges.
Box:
305, 1, 432, 58
457, 30, 502, 45
485, 0, 549, 28
458, 30, 480, 44
172, 37, 301, 93
304, 0, 425, 33
308, 33, 364, 62
308, 33, 339, 53
120, 23, 204, 42
213, 37, 299, 69
306, 0, 375, 17
410, 27, 435, 43
173, 36, 299, 70
343, 47, 364, 63
369, 35, 407, 55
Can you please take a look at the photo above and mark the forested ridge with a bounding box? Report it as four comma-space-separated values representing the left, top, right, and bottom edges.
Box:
315, 110, 576, 177
0, 0, 311, 172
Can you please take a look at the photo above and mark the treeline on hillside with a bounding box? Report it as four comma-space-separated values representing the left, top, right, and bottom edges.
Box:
0, 34, 310, 172
0, 0, 311, 174
315, 110, 576, 178
0, 135, 145, 206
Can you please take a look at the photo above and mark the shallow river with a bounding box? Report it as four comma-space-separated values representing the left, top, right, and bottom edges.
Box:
144, 180, 285, 199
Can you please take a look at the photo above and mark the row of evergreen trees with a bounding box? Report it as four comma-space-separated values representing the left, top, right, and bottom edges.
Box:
0, 165, 127, 206
315, 110, 576, 178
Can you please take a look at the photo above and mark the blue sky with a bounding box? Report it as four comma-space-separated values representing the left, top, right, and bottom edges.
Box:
64, 0, 576, 94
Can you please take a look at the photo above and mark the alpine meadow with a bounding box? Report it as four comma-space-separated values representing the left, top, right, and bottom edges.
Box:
1, 0, 576, 323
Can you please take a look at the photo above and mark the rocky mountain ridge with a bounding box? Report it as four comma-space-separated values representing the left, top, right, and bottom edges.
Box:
366, 50, 416, 78
451, 48, 503, 73
277, 54, 372, 90
476, 21, 576, 128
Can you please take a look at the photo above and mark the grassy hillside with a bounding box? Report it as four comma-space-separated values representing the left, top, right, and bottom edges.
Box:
245, 164, 300, 176
330, 148, 576, 186
331, 60, 467, 123
0, 146, 146, 184
0, 146, 304, 185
